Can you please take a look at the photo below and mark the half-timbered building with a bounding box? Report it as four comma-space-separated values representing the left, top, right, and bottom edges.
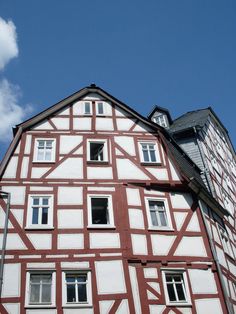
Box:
0, 85, 235, 314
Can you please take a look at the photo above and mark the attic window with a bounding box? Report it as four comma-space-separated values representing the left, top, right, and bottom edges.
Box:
84, 102, 91, 115
34, 139, 56, 162
154, 114, 168, 128
96, 102, 104, 115
87, 140, 108, 162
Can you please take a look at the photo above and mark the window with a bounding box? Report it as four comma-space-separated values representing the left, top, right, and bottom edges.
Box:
25, 272, 55, 308
84, 102, 91, 115
96, 102, 104, 115
62, 272, 92, 307
34, 139, 55, 162
87, 195, 114, 228
154, 114, 168, 128
145, 198, 172, 230
139, 142, 160, 164
218, 224, 234, 257
26, 195, 53, 229
87, 139, 108, 162
162, 271, 190, 305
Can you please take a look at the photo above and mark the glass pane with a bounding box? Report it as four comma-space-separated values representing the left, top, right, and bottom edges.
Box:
30, 284, 40, 303
33, 198, 39, 205
143, 150, 149, 162
159, 211, 167, 226
46, 141, 53, 148
41, 207, 48, 224
67, 284, 76, 302
150, 150, 156, 162
77, 275, 87, 283
90, 143, 104, 161
85, 102, 90, 114
42, 284, 51, 302
173, 275, 182, 282
30, 274, 41, 283
42, 198, 49, 205
41, 274, 52, 283
167, 283, 176, 301
37, 149, 44, 160
38, 140, 45, 147
32, 207, 39, 224
142, 144, 147, 149
66, 276, 76, 283
166, 275, 172, 282
148, 145, 155, 150
150, 210, 158, 226
176, 283, 186, 301
91, 198, 108, 224
45, 149, 52, 161
98, 102, 104, 114
78, 284, 87, 302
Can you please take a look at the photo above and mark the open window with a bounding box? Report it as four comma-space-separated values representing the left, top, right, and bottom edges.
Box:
87, 195, 114, 228
87, 139, 108, 162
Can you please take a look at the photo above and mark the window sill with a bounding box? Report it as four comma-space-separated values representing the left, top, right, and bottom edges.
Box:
25, 226, 54, 230
148, 227, 174, 232
63, 304, 93, 308
141, 162, 162, 166
32, 160, 55, 164
25, 305, 56, 309
166, 302, 191, 307
87, 225, 116, 230
87, 161, 109, 165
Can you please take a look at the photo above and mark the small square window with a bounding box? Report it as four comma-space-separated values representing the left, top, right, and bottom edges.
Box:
154, 114, 168, 128
62, 271, 92, 308
25, 272, 55, 308
87, 139, 108, 162
26, 195, 53, 229
34, 139, 55, 162
145, 198, 172, 230
162, 270, 190, 305
88, 195, 114, 228
139, 142, 161, 164
84, 102, 91, 115
96, 102, 105, 115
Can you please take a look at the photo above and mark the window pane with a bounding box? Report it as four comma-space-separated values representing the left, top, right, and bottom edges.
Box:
66, 276, 76, 283
32, 207, 39, 224
90, 143, 104, 161
46, 141, 53, 148
67, 284, 76, 302
77, 275, 87, 283
78, 284, 87, 302
42, 284, 51, 302
167, 283, 176, 301
37, 148, 44, 160
85, 102, 90, 114
98, 102, 104, 114
45, 149, 52, 161
42, 198, 49, 205
30, 284, 40, 303
38, 141, 45, 147
176, 283, 186, 301
42, 207, 48, 224
159, 211, 167, 226
41, 274, 52, 283
150, 210, 158, 226
91, 198, 108, 224
33, 198, 40, 205
30, 274, 41, 283
150, 150, 156, 162
173, 275, 182, 282
143, 150, 149, 162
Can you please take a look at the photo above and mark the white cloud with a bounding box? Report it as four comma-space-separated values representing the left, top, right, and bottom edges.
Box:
0, 79, 32, 141
0, 17, 18, 70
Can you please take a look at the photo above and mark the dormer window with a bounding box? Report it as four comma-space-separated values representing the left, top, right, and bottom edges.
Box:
84, 102, 91, 115
96, 102, 105, 115
154, 114, 168, 128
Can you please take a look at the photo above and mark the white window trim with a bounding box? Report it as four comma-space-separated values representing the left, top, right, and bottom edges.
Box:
96, 101, 106, 115
154, 114, 168, 128
161, 269, 191, 306
84, 101, 92, 115
26, 195, 54, 229
138, 141, 161, 164
217, 224, 234, 258
33, 138, 56, 163
145, 197, 173, 230
62, 271, 92, 308
87, 139, 108, 162
25, 271, 56, 308
87, 194, 115, 228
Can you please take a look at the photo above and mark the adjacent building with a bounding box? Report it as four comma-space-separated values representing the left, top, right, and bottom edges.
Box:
0, 85, 235, 314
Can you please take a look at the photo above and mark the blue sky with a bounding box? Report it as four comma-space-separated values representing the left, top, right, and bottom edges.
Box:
0, 0, 235, 160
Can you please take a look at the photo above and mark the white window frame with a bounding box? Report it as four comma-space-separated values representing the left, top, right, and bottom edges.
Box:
154, 114, 168, 128
62, 271, 92, 308
87, 194, 115, 228
33, 138, 56, 162
138, 141, 161, 164
145, 197, 173, 230
25, 271, 56, 308
217, 224, 234, 258
84, 101, 92, 115
26, 195, 54, 229
87, 139, 108, 162
162, 269, 191, 306
96, 101, 105, 115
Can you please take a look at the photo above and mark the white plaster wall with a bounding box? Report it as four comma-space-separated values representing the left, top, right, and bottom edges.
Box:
131, 234, 148, 255
58, 209, 83, 229
151, 235, 176, 255
146, 168, 169, 180
26, 310, 57, 314
0, 207, 13, 228
117, 159, 149, 180
88, 187, 115, 192
128, 266, 142, 314
3, 303, 20, 314
58, 106, 70, 115
149, 305, 165, 314
115, 106, 128, 117
174, 212, 188, 231
27, 263, 55, 269
63, 309, 94, 314
128, 208, 144, 229
96, 118, 114, 131
33, 120, 54, 130
60, 135, 83, 154
51, 117, 69, 129
169, 159, 182, 181
20, 157, 29, 178
195, 299, 223, 314
61, 261, 89, 269
95, 260, 126, 294
133, 122, 151, 132
3, 156, 18, 178
12, 209, 24, 227
99, 300, 114, 314
186, 212, 201, 232
27, 234, 52, 250
58, 234, 84, 249
90, 233, 120, 248
188, 269, 217, 294
116, 299, 130, 314
24, 134, 32, 154
116, 118, 134, 131
87, 167, 113, 179
170, 193, 193, 209
73, 118, 92, 130
47, 158, 83, 179
84, 92, 103, 100
114, 136, 136, 156
174, 237, 207, 257
144, 268, 158, 279
31, 167, 50, 178
216, 246, 228, 269
0, 234, 27, 250
58, 187, 83, 205
72, 100, 85, 115
1, 186, 25, 205
126, 188, 141, 206
144, 189, 165, 196
2, 263, 21, 297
